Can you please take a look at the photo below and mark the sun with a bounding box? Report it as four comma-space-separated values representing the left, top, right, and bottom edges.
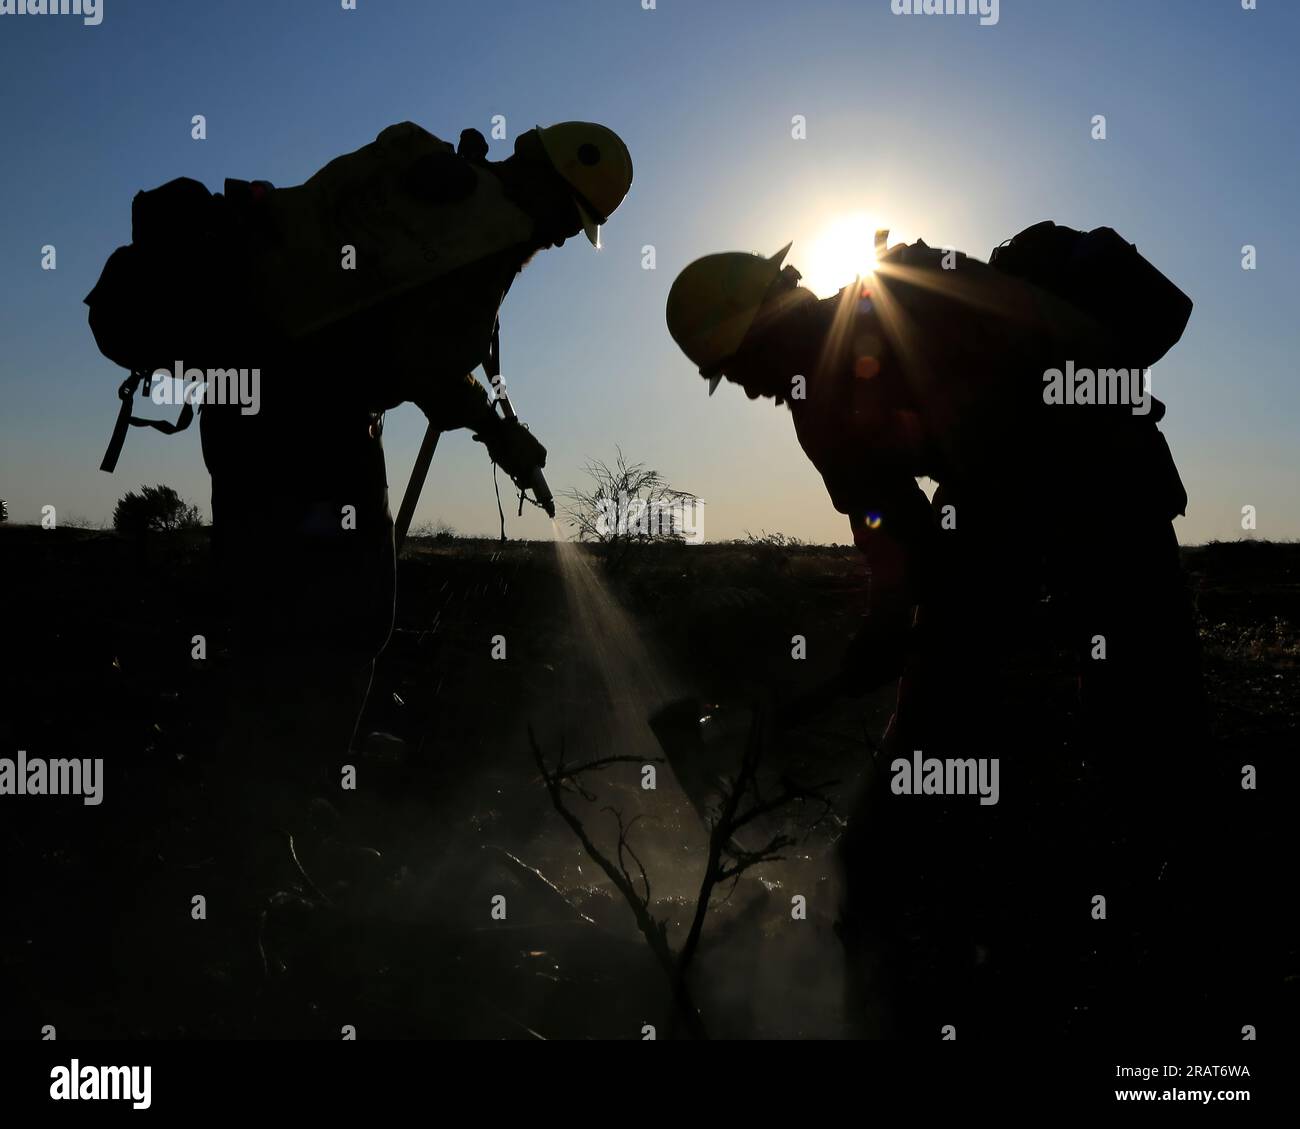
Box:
800, 212, 888, 299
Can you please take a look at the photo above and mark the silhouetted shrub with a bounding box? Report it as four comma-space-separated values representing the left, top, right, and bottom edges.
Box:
112, 484, 203, 535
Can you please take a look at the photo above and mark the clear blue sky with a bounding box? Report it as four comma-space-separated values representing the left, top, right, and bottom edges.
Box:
1, 0, 1296, 543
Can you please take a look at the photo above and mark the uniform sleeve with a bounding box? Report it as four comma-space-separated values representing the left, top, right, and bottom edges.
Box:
412, 370, 496, 433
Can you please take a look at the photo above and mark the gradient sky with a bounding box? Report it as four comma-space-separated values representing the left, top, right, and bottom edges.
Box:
1, 0, 1296, 544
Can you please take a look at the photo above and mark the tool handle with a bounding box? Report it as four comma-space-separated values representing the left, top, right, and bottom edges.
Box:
394, 422, 441, 554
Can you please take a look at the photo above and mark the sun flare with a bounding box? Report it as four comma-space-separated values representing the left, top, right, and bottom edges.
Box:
799, 212, 887, 299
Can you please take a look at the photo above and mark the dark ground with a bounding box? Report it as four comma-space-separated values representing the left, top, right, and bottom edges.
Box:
0, 526, 1294, 1039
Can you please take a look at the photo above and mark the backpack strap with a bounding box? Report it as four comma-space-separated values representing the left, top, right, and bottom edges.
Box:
99, 370, 195, 473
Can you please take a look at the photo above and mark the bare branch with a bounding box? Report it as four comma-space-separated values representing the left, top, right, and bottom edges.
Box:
528, 704, 836, 1040
529, 726, 707, 1039
560, 446, 697, 545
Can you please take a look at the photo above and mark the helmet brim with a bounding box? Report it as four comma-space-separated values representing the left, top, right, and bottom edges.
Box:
576, 198, 601, 248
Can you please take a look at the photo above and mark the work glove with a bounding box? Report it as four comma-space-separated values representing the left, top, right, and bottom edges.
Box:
473, 416, 547, 485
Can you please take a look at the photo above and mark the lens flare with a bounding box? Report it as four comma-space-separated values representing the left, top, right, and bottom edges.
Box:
802, 212, 891, 298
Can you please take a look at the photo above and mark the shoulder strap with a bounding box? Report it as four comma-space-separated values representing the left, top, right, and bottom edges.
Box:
100, 370, 194, 473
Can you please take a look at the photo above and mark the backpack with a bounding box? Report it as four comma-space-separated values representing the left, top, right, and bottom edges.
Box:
250, 122, 534, 341
989, 222, 1192, 518
85, 174, 265, 471
87, 122, 535, 472
988, 221, 1193, 369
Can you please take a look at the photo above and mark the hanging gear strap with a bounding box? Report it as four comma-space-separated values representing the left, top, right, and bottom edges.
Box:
485, 320, 502, 383
485, 321, 510, 538
99, 370, 195, 473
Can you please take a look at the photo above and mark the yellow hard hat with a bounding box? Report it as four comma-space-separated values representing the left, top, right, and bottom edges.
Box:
666, 244, 793, 391
536, 122, 634, 248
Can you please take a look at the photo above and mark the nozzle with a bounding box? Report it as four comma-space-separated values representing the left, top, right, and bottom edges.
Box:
531, 466, 556, 518
487, 374, 554, 516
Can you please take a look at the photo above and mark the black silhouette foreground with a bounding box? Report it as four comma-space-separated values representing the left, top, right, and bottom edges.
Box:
80, 120, 634, 896
3, 529, 1289, 1039
665, 223, 1241, 1036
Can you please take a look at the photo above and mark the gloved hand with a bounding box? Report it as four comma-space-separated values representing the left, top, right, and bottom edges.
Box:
473, 416, 548, 484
